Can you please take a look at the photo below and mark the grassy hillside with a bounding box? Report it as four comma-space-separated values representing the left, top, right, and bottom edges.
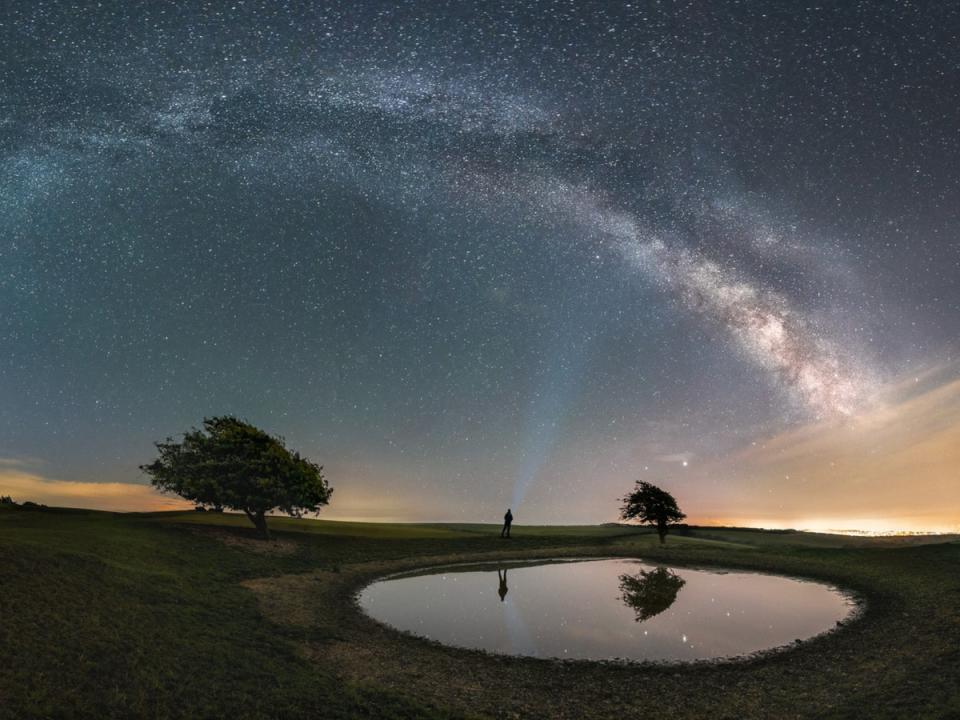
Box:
1, 506, 958, 719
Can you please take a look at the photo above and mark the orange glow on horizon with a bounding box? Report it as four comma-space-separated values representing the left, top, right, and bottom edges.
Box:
2, 466, 959, 535
0, 469, 192, 513
692, 516, 960, 536
3, 365, 959, 534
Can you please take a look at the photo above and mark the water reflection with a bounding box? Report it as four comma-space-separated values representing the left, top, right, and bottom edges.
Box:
619, 567, 686, 622
359, 558, 856, 662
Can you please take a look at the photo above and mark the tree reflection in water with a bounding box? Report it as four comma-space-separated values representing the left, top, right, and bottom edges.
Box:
618, 567, 686, 622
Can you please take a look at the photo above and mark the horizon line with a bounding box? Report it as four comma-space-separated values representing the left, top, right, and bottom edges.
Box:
5, 501, 959, 538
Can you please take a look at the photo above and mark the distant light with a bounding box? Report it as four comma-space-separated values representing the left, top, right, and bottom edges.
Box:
682, 461, 688, 467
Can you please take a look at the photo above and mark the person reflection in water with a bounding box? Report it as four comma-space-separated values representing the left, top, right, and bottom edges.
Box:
501, 508, 513, 538
497, 568, 509, 602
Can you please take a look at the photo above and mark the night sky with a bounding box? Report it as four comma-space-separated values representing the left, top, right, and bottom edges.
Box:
3, 1, 959, 529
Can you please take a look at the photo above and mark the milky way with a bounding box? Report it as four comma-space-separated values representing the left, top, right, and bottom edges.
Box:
2, 1, 958, 522
522, 178, 877, 418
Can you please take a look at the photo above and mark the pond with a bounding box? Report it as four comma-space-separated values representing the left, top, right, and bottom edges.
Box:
358, 558, 857, 662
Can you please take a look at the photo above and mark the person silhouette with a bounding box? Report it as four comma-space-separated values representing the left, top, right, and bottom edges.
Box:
501, 508, 513, 538
497, 568, 509, 602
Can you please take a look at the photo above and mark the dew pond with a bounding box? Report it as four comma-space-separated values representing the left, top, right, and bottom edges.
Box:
358, 558, 857, 662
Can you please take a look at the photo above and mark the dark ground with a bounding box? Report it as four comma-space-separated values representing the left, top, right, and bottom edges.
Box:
1, 507, 958, 719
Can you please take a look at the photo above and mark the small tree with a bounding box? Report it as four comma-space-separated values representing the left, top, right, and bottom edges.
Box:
141, 416, 332, 539
619, 567, 686, 622
619, 480, 685, 545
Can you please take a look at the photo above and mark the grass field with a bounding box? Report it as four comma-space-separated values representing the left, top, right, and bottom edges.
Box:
1, 506, 958, 719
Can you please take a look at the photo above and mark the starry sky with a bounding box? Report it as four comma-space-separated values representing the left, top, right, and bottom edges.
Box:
2, 1, 959, 530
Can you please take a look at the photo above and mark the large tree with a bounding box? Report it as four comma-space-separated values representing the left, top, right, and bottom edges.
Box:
619, 480, 686, 544
141, 416, 332, 539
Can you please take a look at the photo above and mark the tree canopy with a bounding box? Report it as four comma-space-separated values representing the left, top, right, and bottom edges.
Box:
618, 567, 686, 622
619, 480, 686, 544
141, 416, 332, 538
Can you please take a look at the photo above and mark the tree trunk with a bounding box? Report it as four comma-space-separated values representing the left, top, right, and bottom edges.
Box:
658, 524, 666, 545
245, 509, 270, 540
